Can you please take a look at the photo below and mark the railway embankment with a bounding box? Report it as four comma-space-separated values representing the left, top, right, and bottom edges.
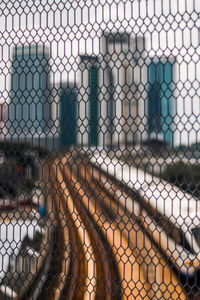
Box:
1, 147, 200, 299
40, 152, 186, 299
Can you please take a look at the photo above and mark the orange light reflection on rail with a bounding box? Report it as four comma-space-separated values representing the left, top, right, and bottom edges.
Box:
185, 260, 198, 267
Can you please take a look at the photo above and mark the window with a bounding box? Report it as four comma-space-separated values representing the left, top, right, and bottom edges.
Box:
9, 46, 50, 135
148, 59, 173, 144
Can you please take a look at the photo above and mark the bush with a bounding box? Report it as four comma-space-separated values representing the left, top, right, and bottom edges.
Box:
162, 161, 200, 199
0, 141, 49, 200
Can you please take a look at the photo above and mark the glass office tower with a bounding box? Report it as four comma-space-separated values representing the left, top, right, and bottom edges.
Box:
148, 59, 174, 145
9, 44, 50, 136
79, 55, 99, 147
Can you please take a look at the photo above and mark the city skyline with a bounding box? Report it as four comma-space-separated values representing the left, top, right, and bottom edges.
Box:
0, 0, 199, 146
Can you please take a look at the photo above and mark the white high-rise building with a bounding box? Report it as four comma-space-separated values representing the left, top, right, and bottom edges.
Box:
99, 32, 146, 147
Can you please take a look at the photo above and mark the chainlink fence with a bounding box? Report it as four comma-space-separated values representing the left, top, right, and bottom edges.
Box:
0, 0, 200, 299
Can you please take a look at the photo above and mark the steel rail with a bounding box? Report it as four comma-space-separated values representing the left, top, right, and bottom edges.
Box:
39, 162, 72, 300
59, 161, 121, 300
40, 159, 91, 300
57, 158, 122, 299
89, 160, 193, 274
59, 156, 155, 299
47, 160, 96, 300
65, 155, 186, 300
39, 154, 186, 300
84, 160, 187, 298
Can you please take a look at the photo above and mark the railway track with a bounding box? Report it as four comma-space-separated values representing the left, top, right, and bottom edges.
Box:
40, 153, 186, 300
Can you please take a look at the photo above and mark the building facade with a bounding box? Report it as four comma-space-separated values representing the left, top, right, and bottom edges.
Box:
60, 84, 77, 148
78, 55, 99, 147
77, 0, 199, 148
78, 32, 175, 148
9, 45, 50, 137
147, 58, 174, 144
49, 82, 78, 150
100, 32, 146, 147
5, 0, 199, 150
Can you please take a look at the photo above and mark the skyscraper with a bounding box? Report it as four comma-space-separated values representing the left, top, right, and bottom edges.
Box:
148, 59, 174, 145
100, 32, 145, 147
78, 55, 99, 146
9, 44, 50, 136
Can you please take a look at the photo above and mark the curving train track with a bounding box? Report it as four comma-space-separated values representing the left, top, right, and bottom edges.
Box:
39, 153, 186, 300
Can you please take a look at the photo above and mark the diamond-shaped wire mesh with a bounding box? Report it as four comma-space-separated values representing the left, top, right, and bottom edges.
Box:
0, 0, 200, 299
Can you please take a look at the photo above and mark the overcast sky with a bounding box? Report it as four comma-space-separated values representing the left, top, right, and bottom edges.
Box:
0, 0, 200, 145
0, 0, 199, 87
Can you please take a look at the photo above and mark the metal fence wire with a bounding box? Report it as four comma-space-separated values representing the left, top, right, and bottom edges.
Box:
0, 0, 200, 299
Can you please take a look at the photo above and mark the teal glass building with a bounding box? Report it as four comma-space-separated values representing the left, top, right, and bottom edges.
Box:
60, 85, 77, 148
9, 45, 50, 135
79, 55, 99, 147
148, 59, 174, 145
